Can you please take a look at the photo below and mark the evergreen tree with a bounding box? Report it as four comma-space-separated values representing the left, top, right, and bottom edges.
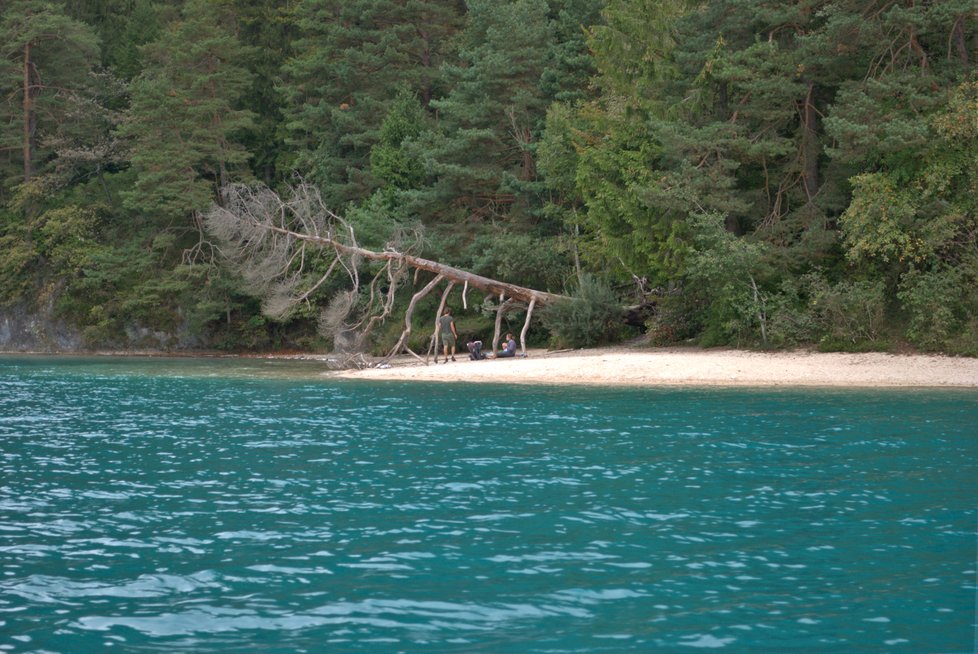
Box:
370, 90, 428, 200
0, 0, 100, 195
419, 0, 555, 223
664, 1, 843, 248
222, 0, 296, 185
42, 69, 128, 205
118, 0, 256, 224
542, 0, 605, 105
823, 1, 977, 352
280, 0, 461, 206
563, 0, 977, 348
65, 0, 162, 79
0, 0, 972, 353
542, 0, 693, 282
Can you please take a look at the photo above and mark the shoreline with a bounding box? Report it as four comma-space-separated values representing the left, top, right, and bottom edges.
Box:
3, 346, 977, 388
332, 346, 978, 389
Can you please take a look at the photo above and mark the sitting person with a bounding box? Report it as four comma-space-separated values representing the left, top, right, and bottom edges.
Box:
467, 339, 486, 360
497, 332, 517, 358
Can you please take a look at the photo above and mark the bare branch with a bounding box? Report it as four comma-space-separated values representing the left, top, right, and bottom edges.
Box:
386, 274, 446, 361
204, 182, 566, 359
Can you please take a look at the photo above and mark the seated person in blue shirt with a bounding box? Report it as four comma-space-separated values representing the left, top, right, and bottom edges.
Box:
497, 332, 517, 358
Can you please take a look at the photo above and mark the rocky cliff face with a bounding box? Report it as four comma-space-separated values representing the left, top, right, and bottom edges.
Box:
0, 301, 207, 352
0, 303, 84, 352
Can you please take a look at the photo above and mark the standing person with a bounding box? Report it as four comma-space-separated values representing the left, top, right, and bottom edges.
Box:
437, 308, 457, 363
497, 332, 517, 358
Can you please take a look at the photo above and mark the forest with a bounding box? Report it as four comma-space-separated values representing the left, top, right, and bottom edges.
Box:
1, 0, 975, 355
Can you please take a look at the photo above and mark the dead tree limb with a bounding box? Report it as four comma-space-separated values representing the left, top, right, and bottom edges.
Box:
205, 183, 566, 359
519, 297, 536, 357
492, 297, 520, 353
387, 274, 445, 362
209, 183, 562, 304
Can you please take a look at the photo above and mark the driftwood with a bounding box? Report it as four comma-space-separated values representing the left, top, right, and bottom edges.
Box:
205, 183, 566, 363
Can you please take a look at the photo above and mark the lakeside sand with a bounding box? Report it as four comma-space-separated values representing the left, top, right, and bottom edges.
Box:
332, 346, 978, 388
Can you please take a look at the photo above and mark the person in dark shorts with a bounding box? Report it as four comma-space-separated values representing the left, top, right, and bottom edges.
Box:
437, 308, 457, 363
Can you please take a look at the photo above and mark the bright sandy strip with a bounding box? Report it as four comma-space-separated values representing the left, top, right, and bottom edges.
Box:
332, 347, 978, 388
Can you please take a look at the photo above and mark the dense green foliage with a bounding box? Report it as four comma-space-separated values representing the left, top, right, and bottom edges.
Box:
541, 274, 629, 347
0, 0, 974, 353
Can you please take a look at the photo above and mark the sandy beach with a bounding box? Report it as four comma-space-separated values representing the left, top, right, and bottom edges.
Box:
333, 346, 978, 388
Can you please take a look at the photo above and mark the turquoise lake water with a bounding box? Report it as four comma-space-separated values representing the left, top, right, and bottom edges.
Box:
0, 355, 976, 653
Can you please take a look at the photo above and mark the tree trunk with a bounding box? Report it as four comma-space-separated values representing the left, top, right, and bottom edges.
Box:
419, 28, 433, 107
387, 274, 445, 361
264, 222, 563, 306
800, 81, 819, 204
427, 282, 455, 363
22, 42, 33, 183
716, 80, 728, 119
206, 183, 570, 363
950, 15, 969, 66
519, 297, 536, 356
492, 296, 513, 354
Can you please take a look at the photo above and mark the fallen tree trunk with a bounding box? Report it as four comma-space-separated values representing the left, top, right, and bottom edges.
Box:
205, 183, 566, 363
262, 219, 563, 306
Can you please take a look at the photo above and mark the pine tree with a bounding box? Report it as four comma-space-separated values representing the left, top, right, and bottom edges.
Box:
222, 0, 296, 185
118, 0, 256, 224
370, 91, 428, 198
0, 0, 100, 195
543, 0, 694, 282
565, 0, 977, 347
65, 0, 162, 79
42, 69, 128, 205
280, 0, 461, 206
822, 1, 977, 352
542, 0, 604, 104
419, 0, 555, 223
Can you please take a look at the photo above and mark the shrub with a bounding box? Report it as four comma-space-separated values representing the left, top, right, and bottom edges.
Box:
0, 232, 36, 306
804, 273, 887, 347
646, 290, 701, 346
946, 319, 978, 357
897, 266, 966, 351
764, 279, 818, 348
683, 211, 773, 347
541, 275, 624, 348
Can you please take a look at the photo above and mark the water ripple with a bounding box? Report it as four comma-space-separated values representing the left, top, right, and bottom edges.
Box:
0, 357, 975, 653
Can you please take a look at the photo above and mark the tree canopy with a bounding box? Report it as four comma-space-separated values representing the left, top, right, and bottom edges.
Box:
0, 0, 975, 355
